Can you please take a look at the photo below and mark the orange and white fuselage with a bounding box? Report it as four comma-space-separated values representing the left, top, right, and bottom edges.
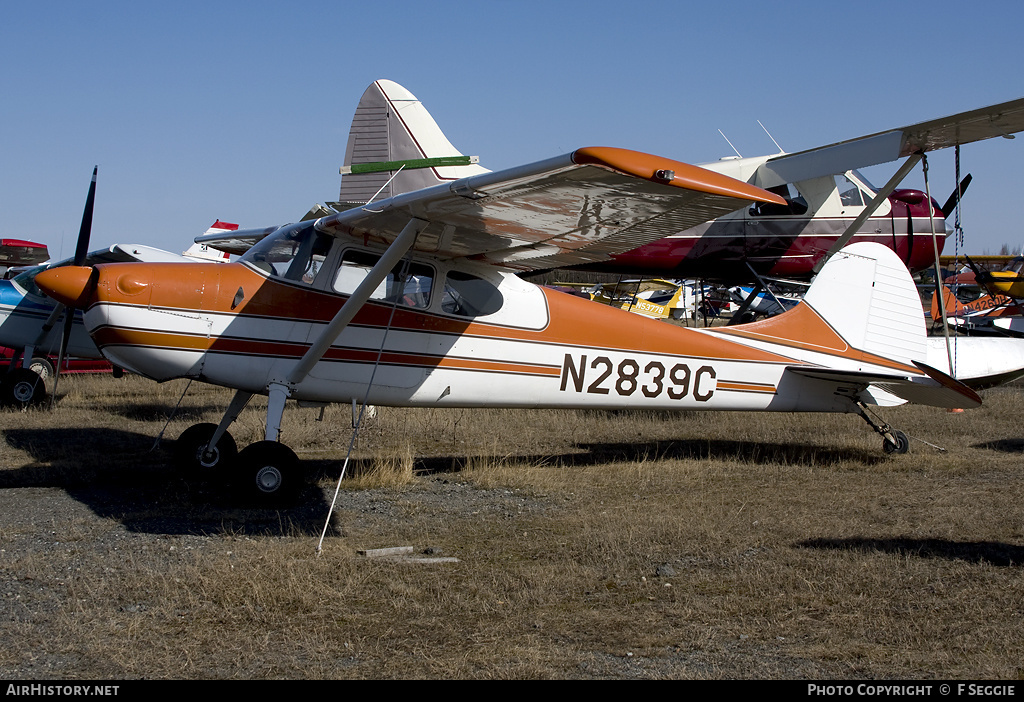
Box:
60, 248, 933, 416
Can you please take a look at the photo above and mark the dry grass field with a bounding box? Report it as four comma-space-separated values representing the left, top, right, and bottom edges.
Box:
0, 373, 1022, 679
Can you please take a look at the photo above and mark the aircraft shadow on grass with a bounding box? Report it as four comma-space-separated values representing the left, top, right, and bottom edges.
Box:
971, 438, 1024, 453
1, 426, 338, 537
798, 537, 1024, 567
0, 427, 906, 537
408, 438, 887, 474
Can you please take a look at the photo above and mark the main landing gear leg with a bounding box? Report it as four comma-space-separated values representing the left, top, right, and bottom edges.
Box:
229, 382, 302, 504
230, 216, 425, 506
855, 402, 909, 455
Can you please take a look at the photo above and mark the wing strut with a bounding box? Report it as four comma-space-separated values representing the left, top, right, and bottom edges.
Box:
261, 217, 426, 442
921, 154, 955, 375
812, 155, 924, 273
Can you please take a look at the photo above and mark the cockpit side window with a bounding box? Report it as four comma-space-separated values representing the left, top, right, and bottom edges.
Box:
749, 183, 808, 216
835, 174, 866, 206
333, 250, 434, 309
441, 270, 503, 317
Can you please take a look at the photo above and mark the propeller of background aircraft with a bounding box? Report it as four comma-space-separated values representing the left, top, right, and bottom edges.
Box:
940, 173, 972, 219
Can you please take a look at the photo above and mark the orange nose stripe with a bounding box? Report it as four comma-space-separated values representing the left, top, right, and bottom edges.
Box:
34, 266, 97, 308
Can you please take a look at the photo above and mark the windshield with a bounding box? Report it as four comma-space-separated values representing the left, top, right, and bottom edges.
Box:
849, 169, 877, 194
240, 222, 334, 284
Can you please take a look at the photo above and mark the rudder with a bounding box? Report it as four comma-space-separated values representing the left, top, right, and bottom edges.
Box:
337, 80, 489, 206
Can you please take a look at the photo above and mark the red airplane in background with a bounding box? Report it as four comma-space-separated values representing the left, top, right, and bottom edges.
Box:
239, 81, 1021, 285
0, 239, 48, 276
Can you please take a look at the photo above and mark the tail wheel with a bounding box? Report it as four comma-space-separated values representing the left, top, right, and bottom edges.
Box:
173, 422, 238, 476
1, 368, 48, 408
883, 430, 910, 455
235, 441, 302, 505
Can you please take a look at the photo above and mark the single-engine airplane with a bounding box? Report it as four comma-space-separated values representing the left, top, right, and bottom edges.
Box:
38, 140, 991, 505
247, 80, 1024, 285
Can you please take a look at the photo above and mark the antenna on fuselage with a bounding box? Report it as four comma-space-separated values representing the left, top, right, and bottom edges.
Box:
758, 120, 784, 154
718, 130, 742, 158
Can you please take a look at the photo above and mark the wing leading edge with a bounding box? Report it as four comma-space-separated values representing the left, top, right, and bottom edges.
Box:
314, 146, 786, 271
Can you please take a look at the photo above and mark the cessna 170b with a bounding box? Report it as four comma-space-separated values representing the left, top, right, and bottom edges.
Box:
37, 140, 987, 505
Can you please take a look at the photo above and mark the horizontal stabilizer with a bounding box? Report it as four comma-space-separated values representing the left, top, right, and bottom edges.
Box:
926, 336, 1024, 389
785, 361, 981, 410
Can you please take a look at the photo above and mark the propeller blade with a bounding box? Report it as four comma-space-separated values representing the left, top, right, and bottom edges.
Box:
940, 173, 972, 217
962, 253, 1008, 303
49, 166, 97, 407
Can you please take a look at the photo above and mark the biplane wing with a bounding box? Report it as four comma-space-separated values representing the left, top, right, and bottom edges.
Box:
755, 97, 1024, 187
193, 225, 279, 256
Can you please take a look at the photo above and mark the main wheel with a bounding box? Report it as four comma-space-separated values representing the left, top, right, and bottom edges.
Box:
0, 368, 48, 408
883, 430, 910, 455
28, 357, 55, 383
234, 441, 302, 505
173, 423, 238, 476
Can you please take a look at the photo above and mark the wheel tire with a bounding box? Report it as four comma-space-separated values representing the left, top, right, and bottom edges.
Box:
173, 423, 238, 477
28, 357, 55, 383
234, 441, 302, 505
883, 430, 910, 455
1, 368, 48, 408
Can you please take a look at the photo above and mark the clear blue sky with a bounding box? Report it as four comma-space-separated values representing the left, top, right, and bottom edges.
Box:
2, 0, 1022, 260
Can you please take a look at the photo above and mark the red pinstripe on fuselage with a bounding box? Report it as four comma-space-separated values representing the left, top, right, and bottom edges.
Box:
76, 259, 922, 413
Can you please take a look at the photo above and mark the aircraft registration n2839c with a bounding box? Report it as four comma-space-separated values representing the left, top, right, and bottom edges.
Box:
36, 146, 981, 504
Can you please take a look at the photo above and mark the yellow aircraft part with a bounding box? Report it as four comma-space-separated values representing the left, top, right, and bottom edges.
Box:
985, 271, 1024, 299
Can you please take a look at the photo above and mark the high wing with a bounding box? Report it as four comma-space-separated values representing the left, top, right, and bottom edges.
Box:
754, 97, 1024, 188
194, 225, 279, 256
314, 146, 786, 271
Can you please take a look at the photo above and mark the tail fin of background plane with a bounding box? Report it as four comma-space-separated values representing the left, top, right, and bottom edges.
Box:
931, 285, 965, 319
337, 79, 489, 207
183, 221, 236, 262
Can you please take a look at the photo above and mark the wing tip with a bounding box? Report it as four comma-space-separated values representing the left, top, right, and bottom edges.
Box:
572, 146, 786, 205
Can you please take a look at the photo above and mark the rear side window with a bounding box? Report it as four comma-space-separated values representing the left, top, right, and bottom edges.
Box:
441, 271, 503, 317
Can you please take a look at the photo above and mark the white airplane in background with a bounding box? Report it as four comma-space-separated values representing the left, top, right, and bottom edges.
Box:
36, 82, 1004, 506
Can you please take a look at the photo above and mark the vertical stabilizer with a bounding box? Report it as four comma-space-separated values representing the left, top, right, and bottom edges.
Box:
718, 242, 929, 368
338, 80, 489, 205
802, 242, 927, 365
